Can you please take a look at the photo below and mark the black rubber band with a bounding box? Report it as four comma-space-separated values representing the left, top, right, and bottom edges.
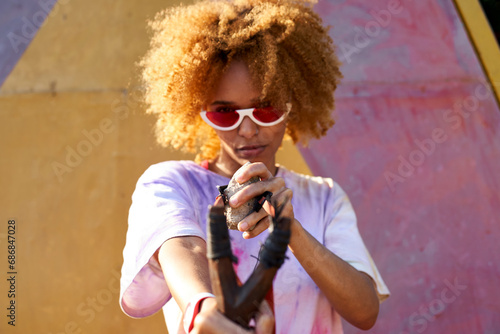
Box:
258, 219, 291, 268
253, 191, 273, 213
206, 205, 238, 263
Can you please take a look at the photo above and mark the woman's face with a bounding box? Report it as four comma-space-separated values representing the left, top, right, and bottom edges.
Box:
206, 60, 287, 177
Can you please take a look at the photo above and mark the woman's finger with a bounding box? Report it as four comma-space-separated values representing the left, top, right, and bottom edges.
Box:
213, 195, 224, 206
270, 188, 294, 213
255, 300, 275, 334
233, 162, 273, 183
192, 298, 253, 334
237, 207, 268, 232
229, 177, 285, 208
241, 215, 272, 239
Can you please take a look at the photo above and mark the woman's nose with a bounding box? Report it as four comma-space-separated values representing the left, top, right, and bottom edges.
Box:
237, 115, 259, 138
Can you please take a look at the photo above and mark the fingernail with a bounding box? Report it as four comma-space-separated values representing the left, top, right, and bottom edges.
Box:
239, 222, 248, 231
234, 173, 244, 183
229, 197, 238, 206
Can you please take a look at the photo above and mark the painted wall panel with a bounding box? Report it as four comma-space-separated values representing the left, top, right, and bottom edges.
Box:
0, 0, 310, 333
302, 0, 500, 333
0, 0, 182, 333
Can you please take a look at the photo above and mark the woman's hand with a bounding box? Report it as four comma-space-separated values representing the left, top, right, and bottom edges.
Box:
191, 298, 274, 334
226, 164, 379, 329
227, 162, 295, 239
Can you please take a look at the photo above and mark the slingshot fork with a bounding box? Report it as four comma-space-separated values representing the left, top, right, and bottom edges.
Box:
206, 198, 291, 328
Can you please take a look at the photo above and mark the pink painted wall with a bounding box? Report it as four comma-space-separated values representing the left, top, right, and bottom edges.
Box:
303, 0, 500, 333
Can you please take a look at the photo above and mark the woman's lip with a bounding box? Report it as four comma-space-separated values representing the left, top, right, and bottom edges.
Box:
236, 145, 266, 158
237, 145, 263, 150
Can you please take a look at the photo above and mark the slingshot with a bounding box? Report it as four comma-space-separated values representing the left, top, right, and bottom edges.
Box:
206, 197, 291, 328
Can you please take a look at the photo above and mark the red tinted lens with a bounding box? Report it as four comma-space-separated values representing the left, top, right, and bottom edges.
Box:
253, 106, 284, 123
206, 111, 239, 127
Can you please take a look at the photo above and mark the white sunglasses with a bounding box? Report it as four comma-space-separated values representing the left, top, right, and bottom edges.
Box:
200, 103, 291, 131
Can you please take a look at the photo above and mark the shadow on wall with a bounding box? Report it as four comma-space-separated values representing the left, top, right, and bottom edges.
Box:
479, 0, 500, 44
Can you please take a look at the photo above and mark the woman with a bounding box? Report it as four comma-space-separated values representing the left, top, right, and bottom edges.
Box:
120, 0, 389, 333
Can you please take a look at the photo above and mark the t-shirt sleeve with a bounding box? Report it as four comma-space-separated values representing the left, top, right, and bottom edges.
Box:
324, 181, 390, 302
120, 163, 206, 318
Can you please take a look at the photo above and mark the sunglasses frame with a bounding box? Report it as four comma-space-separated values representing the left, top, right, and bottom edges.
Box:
200, 103, 292, 131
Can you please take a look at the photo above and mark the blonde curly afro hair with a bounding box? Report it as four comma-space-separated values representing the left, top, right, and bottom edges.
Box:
141, 0, 342, 161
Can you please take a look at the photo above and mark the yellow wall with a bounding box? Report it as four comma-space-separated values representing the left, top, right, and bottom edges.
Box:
453, 0, 500, 105
0, 0, 309, 333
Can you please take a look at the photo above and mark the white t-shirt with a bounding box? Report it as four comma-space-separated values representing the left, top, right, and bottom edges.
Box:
120, 160, 390, 333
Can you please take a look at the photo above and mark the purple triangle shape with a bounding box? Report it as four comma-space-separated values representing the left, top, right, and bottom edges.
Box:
0, 0, 56, 88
